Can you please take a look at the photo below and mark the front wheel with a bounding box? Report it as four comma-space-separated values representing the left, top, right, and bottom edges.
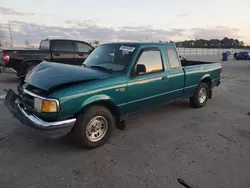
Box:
74, 105, 115, 149
189, 82, 209, 108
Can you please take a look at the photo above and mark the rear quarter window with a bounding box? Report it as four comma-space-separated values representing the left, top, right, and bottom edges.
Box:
166, 48, 180, 69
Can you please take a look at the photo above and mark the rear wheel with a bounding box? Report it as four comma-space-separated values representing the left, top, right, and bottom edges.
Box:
189, 82, 209, 108
74, 105, 115, 149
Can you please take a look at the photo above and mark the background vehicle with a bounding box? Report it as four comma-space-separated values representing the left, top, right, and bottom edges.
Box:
4, 42, 222, 149
0, 39, 94, 77
234, 51, 250, 60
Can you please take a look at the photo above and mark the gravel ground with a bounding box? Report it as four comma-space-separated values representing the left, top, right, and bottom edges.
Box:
0, 57, 250, 188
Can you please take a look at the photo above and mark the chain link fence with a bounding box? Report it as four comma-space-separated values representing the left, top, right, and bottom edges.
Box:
176, 48, 249, 56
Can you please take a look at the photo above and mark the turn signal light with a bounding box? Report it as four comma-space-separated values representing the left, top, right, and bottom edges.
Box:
42, 100, 58, 113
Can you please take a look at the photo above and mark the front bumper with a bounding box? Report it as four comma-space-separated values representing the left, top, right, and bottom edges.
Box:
4, 89, 76, 138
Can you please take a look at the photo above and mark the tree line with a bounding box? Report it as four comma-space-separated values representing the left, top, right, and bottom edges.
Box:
174, 37, 249, 48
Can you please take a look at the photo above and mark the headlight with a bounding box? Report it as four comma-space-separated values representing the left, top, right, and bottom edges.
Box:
34, 98, 43, 112
34, 98, 59, 113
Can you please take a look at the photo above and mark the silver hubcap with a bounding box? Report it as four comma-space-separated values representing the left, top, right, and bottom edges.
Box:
86, 116, 108, 142
199, 88, 207, 103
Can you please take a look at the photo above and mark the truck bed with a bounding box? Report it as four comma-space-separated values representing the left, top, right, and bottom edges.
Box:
180, 59, 221, 98
181, 60, 214, 67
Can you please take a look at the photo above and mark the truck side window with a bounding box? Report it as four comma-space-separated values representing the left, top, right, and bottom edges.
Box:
52, 41, 74, 52
136, 50, 163, 75
75, 42, 93, 53
166, 48, 180, 68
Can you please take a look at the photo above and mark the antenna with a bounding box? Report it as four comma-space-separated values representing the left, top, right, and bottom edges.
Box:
8, 21, 13, 48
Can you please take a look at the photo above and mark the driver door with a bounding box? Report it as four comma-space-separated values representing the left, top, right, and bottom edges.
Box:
125, 48, 170, 114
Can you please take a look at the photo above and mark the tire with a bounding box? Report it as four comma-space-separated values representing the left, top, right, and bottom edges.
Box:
189, 82, 209, 108
74, 105, 115, 149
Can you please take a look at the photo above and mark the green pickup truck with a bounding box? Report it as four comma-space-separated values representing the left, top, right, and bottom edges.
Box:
4, 42, 222, 149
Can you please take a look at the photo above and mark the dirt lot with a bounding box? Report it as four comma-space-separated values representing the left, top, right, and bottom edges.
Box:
0, 57, 250, 188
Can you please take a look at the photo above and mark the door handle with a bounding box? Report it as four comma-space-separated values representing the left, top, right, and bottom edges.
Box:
54, 53, 60, 56
162, 76, 168, 81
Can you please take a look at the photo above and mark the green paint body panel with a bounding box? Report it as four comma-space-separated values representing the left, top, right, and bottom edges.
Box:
25, 42, 222, 120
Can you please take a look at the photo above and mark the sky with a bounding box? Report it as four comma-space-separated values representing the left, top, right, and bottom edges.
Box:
0, 0, 249, 46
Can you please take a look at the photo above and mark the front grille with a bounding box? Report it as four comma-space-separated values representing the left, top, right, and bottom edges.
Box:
17, 83, 48, 111
18, 90, 34, 110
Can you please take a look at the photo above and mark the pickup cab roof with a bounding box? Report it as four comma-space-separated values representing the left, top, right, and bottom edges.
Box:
41, 38, 92, 45
103, 42, 176, 48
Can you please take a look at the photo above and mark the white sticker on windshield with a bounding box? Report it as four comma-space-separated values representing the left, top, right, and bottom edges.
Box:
119, 46, 135, 52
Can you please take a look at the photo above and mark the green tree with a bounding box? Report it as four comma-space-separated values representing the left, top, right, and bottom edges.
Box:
221, 37, 231, 48
209, 39, 221, 48
175, 38, 245, 48
194, 39, 207, 48
234, 39, 240, 47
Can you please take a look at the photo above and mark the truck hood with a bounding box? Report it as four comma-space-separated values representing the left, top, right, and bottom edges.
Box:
25, 61, 110, 91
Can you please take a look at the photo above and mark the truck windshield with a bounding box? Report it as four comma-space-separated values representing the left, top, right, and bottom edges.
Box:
83, 44, 136, 72
40, 40, 50, 50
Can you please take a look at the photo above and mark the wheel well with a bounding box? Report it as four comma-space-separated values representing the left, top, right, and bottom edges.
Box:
80, 100, 121, 122
201, 77, 211, 89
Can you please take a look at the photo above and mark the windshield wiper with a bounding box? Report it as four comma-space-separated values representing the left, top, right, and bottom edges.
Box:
90, 65, 113, 73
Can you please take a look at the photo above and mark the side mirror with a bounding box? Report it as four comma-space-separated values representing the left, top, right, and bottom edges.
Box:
136, 64, 146, 75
